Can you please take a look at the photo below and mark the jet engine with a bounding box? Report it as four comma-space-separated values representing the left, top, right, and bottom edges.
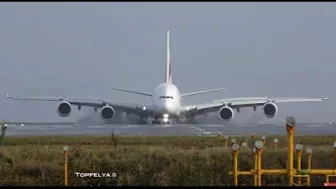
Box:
262, 102, 278, 118
100, 105, 116, 121
57, 101, 72, 117
219, 106, 235, 121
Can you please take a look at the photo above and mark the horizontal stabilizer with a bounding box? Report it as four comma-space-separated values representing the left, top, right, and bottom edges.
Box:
181, 88, 227, 97
110, 87, 152, 97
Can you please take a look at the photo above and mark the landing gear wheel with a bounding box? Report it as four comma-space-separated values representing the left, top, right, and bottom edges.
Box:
138, 119, 147, 124
152, 119, 159, 124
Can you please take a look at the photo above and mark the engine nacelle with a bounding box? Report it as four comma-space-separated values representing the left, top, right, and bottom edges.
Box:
219, 106, 235, 121
100, 105, 116, 121
262, 102, 278, 118
57, 101, 72, 117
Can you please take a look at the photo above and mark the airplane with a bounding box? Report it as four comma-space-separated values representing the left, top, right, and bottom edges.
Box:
6, 31, 328, 125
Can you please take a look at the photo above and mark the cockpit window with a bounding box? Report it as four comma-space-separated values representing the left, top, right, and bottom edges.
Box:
159, 96, 174, 99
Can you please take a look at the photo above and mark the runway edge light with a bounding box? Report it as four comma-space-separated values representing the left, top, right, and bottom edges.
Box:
63, 146, 69, 152
255, 140, 263, 150
232, 144, 240, 152
295, 144, 303, 152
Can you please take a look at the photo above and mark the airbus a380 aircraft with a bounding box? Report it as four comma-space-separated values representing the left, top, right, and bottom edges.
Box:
7, 31, 328, 125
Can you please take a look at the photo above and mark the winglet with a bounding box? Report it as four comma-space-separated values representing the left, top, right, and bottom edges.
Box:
6, 93, 13, 99
322, 97, 329, 100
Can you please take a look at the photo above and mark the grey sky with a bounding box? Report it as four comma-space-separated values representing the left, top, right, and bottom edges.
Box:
0, 2, 335, 123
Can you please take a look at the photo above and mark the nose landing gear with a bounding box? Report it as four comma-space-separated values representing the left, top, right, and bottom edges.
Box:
151, 118, 171, 125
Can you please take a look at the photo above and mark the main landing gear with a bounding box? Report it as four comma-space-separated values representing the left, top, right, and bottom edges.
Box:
138, 118, 147, 124
152, 118, 160, 125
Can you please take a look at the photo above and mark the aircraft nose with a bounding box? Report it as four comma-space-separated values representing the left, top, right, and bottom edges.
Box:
157, 100, 168, 111
164, 100, 176, 112
164, 100, 175, 108
164, 99, 171, 106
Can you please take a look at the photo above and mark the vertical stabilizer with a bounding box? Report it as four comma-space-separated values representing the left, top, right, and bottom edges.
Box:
165, 30, 172, 83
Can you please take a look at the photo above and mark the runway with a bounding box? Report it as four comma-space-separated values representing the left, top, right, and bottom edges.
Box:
3, 122, 336, 136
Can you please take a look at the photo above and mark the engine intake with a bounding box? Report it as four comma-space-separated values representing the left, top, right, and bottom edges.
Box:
100, 105, 116, 120
262, 102, 278, 118
57, 101, 72, 117
219, 106, 235, 121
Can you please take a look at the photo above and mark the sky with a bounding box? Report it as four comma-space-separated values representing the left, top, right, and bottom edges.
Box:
0, 2, 335, 123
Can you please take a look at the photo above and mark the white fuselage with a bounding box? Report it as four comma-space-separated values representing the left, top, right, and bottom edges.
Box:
152, 83, 181, 119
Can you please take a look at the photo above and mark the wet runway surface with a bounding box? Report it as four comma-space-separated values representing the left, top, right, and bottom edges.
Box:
3, 122, 336, 137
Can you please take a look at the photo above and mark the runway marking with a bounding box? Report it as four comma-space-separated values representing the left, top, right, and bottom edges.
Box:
121, 125, 139, 128
155, 125, 173, 128
238, 124, 257, 127
189, 126, 205, 132
274, 124, 284, 127
305, 124, 324, 128
305, 125, 326, 128
205, 124, 224, 127
53, 126, 73, 128
87, 126, 105, 128
174, 124, 192, 127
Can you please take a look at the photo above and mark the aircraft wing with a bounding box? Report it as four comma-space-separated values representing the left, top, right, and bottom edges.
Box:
180, 97, 328, 118
6, 93, 153, 117
180, 88, 227, 97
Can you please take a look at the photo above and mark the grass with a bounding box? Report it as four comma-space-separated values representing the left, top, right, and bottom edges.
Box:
0, 135, 336, 186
